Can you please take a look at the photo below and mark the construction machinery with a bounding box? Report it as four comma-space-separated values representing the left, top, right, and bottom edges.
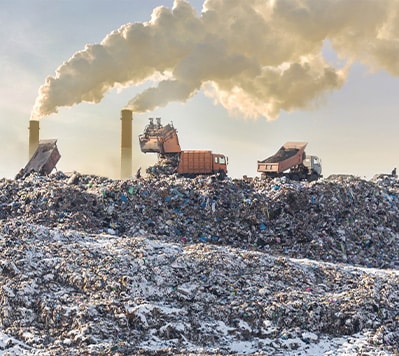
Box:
257, 142, 322, 181
139, 118, 228, 178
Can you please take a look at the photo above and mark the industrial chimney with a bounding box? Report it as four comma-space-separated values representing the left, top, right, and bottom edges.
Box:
120, 109, 133, 179
29, 120, 40, 158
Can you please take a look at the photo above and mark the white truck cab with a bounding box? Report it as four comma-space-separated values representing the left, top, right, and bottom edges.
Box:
304, 155, 322, 176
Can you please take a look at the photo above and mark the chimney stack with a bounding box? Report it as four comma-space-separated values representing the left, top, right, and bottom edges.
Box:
29, 120, 40, 158
120, 109, 133, 179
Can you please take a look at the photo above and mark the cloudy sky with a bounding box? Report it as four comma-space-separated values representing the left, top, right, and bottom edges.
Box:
1, 0, 399, 180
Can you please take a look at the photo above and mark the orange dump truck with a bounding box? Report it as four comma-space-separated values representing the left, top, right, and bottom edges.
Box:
139, 118, 228, 178
257, 142, 322, 181
177, 150, 228, 176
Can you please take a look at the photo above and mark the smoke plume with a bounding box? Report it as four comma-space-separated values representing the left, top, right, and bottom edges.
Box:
31, 0, 399, 121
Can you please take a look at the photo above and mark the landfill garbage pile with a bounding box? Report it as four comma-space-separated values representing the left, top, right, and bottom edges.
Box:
0, 172, 399, 355
1, 172, 399, 269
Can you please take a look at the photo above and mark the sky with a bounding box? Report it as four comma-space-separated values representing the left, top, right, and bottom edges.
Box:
1, 0, 399, 180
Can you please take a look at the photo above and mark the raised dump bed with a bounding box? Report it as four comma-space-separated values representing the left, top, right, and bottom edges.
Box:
257, 142, 307, 174
19, 139, 61, 177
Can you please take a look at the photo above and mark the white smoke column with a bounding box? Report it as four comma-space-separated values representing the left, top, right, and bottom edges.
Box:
31, 0, 399, 121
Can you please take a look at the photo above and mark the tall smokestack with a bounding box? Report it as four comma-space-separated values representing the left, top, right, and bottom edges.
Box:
121, 109, 133, 179
29, 120, 40, 158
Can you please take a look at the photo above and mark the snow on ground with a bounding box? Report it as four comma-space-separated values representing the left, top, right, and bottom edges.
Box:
0, 228, 398, 355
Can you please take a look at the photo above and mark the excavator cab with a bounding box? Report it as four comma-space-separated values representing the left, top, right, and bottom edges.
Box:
139, 118, 181, 155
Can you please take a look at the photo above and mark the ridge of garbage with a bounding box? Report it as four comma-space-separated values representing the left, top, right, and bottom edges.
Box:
2, 172, 399, 269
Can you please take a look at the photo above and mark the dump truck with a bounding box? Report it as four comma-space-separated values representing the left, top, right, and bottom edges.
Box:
257, 142, 322, 181
16, 139, 61, 179
177, 150, 228, 176
139, 118, 228, 178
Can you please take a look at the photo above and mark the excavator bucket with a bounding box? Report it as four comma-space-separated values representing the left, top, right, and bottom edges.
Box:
139, 118, 181, 154
139, 135, 163, 153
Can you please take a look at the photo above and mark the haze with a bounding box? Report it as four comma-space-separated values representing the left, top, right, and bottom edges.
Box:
1, 0, 399, 180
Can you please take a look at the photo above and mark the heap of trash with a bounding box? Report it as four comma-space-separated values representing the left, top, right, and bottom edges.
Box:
0, 171, 398, 355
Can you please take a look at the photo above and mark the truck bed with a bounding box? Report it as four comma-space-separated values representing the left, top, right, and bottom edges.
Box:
257, 142, 307, 173
177, 150, 213, 174
22, 139, 61, 176
260, 147, 300, 163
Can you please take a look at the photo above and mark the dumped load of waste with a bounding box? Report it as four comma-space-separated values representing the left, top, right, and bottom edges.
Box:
146, 156, 180, 177
0, 172, 398, 355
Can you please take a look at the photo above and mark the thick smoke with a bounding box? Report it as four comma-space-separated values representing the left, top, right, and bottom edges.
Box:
31, 0, 399, 121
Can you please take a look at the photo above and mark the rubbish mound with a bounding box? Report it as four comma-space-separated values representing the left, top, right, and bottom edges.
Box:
0, 172, 398, 355
1, 172, 399, 269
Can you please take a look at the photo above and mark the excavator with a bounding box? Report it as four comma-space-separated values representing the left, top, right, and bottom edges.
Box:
139, 118, 228, 178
